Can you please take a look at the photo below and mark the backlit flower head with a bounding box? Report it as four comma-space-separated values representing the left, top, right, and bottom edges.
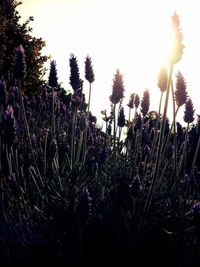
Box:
85, 56, 95, 83
157, 67, 168, 92
127, 93, 135, 109
48, 60, 58, 87
117, 107, 125, 128
134, 94, 140, 109
168, 12, 184, 65
141, 89, 150, 117
110, 69, 125, 104
69, 54, 83, 91
193, 202, 200, 214
184, 98, 195, 124
175, 71, 188, 107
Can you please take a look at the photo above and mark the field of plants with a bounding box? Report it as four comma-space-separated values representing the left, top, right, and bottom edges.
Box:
0, 11, 200, 267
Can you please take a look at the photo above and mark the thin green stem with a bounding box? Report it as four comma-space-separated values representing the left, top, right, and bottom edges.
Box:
178, 123, 189, 175
18, 80, 44, 188
113, 103, 116, 153
149, 92, 163, 163
71, 108, 77, 169
51, 86, 55, 140
190, 136, 200, 175
139, 63, 174, 230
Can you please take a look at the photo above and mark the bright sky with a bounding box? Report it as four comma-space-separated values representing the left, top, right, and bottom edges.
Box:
17, 0, 200, 125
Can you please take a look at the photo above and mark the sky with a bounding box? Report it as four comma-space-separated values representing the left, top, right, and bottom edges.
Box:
17, 0, 200, 126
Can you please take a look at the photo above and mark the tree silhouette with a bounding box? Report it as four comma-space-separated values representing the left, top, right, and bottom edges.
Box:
0, 0, 48, 94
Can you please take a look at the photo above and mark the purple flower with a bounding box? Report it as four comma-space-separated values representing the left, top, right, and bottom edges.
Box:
14, 45, 27, 80
175, 72, 188, 107
48, 60, 58, 87
193, 202, 200, 214
127, 93, 135, 109
117, 107, 125, 128
134, 94, 140, 109
158, 67, 168, 92
4, 105, 16, 145
69, 54, 83, 91
5, 105, 14, 119
184, 98, 195, 124
85, 56, 95, 84
110, 69, 125, 104
8, 173, 16, 182
141, 89, 150, 117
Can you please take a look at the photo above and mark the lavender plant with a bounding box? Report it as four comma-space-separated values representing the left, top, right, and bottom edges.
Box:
0, 13, 200, 267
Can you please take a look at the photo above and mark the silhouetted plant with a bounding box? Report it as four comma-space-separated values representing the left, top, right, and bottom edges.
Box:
175, 71, 188, 109
48, 60, 58, 88
169, 12, 185, 65
134, 94, 140, 109
117, 107, 125, 128
85, 55, 94, 113
48, 60, 58, 139
158, 67, 168, 93
110, 69, 125, 151
127, 93, 135, 122
69, 53, 82, 92
141, 89, 150, 117
110, 69, 124, 105
0, 12, 199, 267
85, 56, 95, 84
127, 93, 135, 109
184, 98, 195, 124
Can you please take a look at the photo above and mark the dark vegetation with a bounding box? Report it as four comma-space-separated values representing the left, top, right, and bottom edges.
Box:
0, 1, 200, 266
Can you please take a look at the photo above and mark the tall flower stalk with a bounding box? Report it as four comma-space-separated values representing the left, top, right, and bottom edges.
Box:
14, 46, 44, 195
69, 54, 82, 168
150, 67, 168, 162
127, 93, 135, 122
190, 116, 200, 175
84, 56, 95, 164
139, 12, 184, 230
178, 98, 195, 175
85, 56, 95, 114
48, 60, 58, 140
110, 69, 125, 152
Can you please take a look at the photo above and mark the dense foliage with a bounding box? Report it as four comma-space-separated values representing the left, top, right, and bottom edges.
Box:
0, 0, 48, 94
